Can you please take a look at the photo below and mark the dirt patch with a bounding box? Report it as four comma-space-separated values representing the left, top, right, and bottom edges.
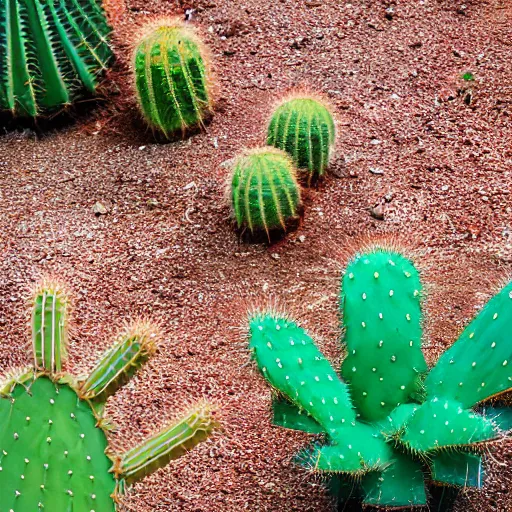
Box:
0, 0, 511, 511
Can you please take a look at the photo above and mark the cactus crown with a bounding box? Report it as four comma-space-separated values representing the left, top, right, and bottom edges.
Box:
0, 0, 112, 117
267, 93, 336, 184
133, 17, 213, 138
248, 247, 512, 509
229, 147, 301, 238
0, 278, 218, 511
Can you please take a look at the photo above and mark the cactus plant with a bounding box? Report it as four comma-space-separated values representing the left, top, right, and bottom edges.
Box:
229, 147, 301, 238
248, 247, 512, 509
133, 17, 213, 138
0, 0, 113, 117
0, 278, 218, 511
266, 94, 336, 184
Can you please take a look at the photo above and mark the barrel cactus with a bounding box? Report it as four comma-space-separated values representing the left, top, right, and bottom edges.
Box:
248, 247, 512, 509
0, 0, 113, 117
267, 94, 336, 184
229, 147, 302, 238
133, 17, 213, 138
0, 278, 218, 511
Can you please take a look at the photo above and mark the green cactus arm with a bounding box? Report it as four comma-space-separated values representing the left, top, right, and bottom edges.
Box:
479, 405, 512, 432
425, 281, 512, 408
271, 395, 325, 434
249, 311, 355, 438
340, 249, 427, 422
31, 281, 69, 373
0, 377, 116, 511
300, 424, 394, 475
398, 398, 498, 453
377, 403, 420, 437
430, 451, 484, 488
79, 321, 158, 402
361, 452, 427, 508
119, 403, 218, 485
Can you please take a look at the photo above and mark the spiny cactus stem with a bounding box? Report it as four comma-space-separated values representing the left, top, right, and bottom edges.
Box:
119, 404, 217, 485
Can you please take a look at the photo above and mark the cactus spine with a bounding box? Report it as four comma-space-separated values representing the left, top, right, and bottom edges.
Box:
248, 247, 512, 509
0, 0, 112, 117
133, 17, 213, 138
230, 147, 301, 237
0, 278, 218, 511
267, 94, 335, 183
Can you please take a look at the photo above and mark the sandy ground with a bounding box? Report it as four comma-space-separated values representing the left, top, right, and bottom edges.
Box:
0, 0, 511, 510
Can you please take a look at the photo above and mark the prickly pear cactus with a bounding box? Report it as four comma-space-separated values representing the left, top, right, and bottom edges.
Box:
0, 279, 218, 511
248, 247, 512, 509
0, 0, 113, 117
229, 147, 301, 237
266, 94, 335, 184
133, 17, 213, 138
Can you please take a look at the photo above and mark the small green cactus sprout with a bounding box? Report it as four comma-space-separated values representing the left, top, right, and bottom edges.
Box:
133, 17, 213, 138
266, 94, 336, 184
248, 247, 512, 510
0, 0, 112, 117
229, 147, 301, 238
0, 278, 218, 511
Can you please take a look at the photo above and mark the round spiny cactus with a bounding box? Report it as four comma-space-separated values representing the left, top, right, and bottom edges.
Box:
132, 17, 213, 138
267, 94, 336, 184
0, 278, 218, 511
0, 0, 113, 117
229, 147, 301, 237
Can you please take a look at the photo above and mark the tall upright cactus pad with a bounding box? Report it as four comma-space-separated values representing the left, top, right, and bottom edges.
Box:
0, 0, 112, 117
229, 147, 301, 237
425, 281, 512, 408
267, 94, 336, 183
133, 17, 213, 138
247, 247, 512, 510
340, 250, 427, 422
0, 278, 218, 511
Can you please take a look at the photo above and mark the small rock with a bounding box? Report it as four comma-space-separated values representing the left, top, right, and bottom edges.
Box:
92, 202, 108, 216
183, 181, 197, 191
371, 202, 385, 220
369, 167, 384, 175
384, 192, 394, 203
298, 235, 306, 243
349, 169, 358, 178
138, 145, 146, 150
147, 198, 159, 208
271, 253, 280, 260
370, 138, 382, 145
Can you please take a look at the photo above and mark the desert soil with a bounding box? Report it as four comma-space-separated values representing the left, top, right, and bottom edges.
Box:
0, 0, 511, 510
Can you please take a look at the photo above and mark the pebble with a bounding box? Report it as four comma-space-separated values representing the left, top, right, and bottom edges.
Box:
92, 202, 108, 215
369, 167, 384, 175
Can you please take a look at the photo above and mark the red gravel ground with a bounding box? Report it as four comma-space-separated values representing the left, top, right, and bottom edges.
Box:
1, 0, 511, 510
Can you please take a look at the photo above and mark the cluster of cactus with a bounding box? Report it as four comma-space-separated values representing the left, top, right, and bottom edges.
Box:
229, 147, 301, 237
0, 279, 218, 511
132, 17, 213, 138
248, 246, 512, 509
0, 0, 113, 117
267, 94, 336, 184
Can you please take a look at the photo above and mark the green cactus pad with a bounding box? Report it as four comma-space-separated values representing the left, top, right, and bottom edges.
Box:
431, 451, 483, 488
379, 403, 420, 437
362, 453, 427, 508
425, 281, 512, 408
271, 396, 325, 434
133, 17, 212, 138
267, 95, 335, 183
304, 424, 393, 474
230, 148, 301, 236
249, 312, 354, 439
32, 282, 68, 373
0, 0, 112, 117
0, 376, 115, 511
340, 249, 427, 422
399, 398, 497, 453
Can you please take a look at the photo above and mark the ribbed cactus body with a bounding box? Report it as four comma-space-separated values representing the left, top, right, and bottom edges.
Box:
425, 281, 512, 408
230, 147, 301, 236
133, 18, 212, 138
0, 0, 112, 117
340, 250, 427, 422
267, 95, 335, 183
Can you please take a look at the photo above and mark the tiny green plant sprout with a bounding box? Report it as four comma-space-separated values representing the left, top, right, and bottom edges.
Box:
0, 0, 113, 117
247, 247, 512, 509
132, 17, 213, 139
0, 278, 218, 511
229, 147, 302, 239
266, 93, 336, 184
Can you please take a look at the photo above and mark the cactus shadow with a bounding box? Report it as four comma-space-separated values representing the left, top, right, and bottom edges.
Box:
237, 209, 304, 245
